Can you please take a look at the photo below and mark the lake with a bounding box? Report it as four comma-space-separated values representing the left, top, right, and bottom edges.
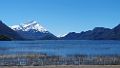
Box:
0, 40, 120, 56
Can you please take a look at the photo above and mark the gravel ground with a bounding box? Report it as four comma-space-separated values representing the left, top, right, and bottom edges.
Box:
0, 65, 120, 68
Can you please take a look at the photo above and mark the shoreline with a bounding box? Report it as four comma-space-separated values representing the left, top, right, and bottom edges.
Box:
1, 65, 120, 68
0, 54, 120, 65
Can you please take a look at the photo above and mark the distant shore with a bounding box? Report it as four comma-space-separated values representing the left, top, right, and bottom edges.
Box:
1, 65, 120, 68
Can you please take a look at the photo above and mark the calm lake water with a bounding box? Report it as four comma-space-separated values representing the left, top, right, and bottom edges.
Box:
0, 40, 120, 56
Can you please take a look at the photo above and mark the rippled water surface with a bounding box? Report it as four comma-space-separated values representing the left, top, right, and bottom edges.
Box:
0, 40, 120, 56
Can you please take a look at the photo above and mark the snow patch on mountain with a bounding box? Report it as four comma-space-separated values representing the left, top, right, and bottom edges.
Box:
57, 33, 67, 37
10, 21, 47, 32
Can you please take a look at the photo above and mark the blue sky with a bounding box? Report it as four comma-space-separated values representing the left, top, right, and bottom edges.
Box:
0, 0, 120, 36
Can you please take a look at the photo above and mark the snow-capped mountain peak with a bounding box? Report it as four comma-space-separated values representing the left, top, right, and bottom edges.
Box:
10, 21, 47, 32
22, 21, 38, 27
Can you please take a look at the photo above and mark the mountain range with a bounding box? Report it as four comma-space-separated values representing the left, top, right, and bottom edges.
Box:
0, 20, 120, 40
61, 24, 120, 40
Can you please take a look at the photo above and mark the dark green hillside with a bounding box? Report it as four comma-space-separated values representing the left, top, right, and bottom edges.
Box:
0, 35, 11, 41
